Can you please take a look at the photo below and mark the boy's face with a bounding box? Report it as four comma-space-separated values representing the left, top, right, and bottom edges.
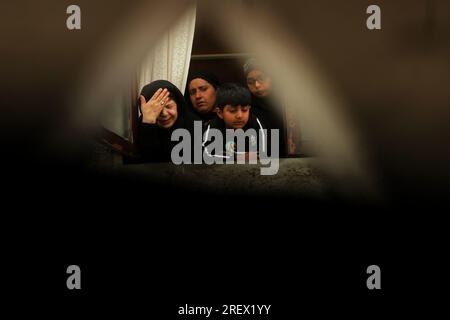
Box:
246, 70, 271, 97
217, 105, 251, 129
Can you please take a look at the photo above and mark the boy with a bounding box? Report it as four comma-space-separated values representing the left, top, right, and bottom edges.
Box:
202, 83, 269, 161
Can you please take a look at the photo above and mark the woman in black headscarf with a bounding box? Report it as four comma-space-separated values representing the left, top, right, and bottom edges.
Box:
243, 59, 287, 157
136, 80, 195, 162
184, 71, 221, 122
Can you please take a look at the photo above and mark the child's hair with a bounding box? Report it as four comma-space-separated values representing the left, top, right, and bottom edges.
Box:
215, 83, 251, 110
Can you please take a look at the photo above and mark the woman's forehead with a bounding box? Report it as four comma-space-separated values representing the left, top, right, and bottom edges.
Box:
166, 97, 176, 104
225, 104, 250, 109
189, 78, 211, 88
247, 70, 265, 78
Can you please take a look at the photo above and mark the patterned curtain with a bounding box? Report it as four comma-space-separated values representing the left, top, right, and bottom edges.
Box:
137, 5, 196, 94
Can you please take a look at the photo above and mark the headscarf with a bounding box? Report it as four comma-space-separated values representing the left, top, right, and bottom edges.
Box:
139, 79, 188, 130
184, 71, 221, 120
137, 80, 197, 162
187, 71, 221, 89
243, 58, 263, 77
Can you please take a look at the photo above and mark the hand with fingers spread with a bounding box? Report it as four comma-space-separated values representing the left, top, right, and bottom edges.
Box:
140, 88, 171, 124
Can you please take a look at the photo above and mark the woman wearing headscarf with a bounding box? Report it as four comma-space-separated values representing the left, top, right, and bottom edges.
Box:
136, 80, 195, 162
243, 59, 287, 157
184, 71, 221, 122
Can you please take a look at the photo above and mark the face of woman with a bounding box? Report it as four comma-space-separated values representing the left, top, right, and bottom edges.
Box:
188, 78, 217, 113
157, 97, 178, 128
246, 70, 272, 97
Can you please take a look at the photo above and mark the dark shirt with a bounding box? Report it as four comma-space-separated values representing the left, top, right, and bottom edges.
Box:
250, 95, 287, 157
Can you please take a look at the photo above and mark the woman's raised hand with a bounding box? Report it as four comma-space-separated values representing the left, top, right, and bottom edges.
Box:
140, 88, 170, 124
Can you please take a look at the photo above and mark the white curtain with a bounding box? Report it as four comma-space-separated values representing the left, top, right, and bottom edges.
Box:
137, 5, 197, 94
